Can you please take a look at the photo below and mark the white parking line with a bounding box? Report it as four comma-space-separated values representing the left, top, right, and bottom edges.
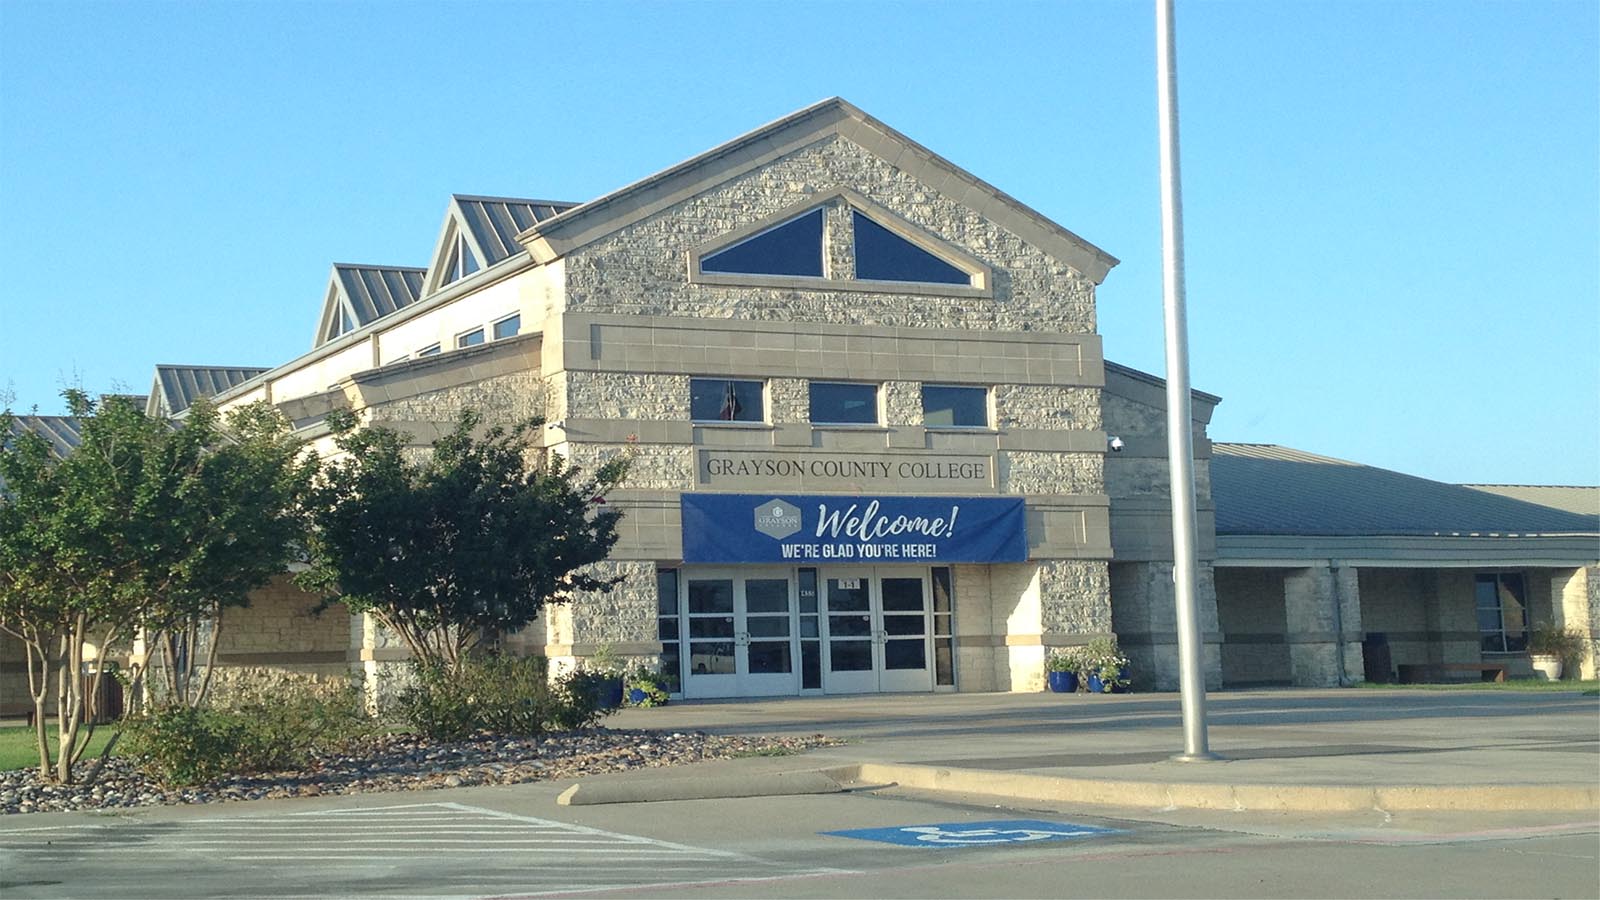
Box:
0, 800, 850, 898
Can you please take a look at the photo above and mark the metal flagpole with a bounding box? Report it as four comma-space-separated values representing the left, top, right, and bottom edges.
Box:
1155, 0, 1218, 762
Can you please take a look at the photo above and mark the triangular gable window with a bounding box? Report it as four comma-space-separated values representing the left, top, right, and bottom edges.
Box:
700, 208, 823, 277
441, 232, 481, 286
852, 211, 970, 285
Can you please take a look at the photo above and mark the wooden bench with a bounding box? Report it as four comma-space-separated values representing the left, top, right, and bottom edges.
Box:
1396, 662, 1507, 684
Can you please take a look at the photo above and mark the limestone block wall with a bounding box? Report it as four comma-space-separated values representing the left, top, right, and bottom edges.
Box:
1214, 567, 1291, 686
993, 386, 1101, 430
1110, 561, 1222, 691
202, 576, 354, 704
1282, 565, 1362, 687
999, 452, 1102, 496
1, 631, 32, 717
546, 560, 660, 673
989, 562, 1044, 692
561, 136, 1099, 333
1430, 571, 1491, 667
1357, 568, 1435, 670
1554, 566, 1598, 679
374, 371, 546, 429
950, 564, 998, 692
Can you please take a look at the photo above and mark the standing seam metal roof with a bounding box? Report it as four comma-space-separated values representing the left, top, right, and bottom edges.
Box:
453, 196, 577, 267
4, 416, 84, 457
149, 365, 271, 417
336, 265, 427, 326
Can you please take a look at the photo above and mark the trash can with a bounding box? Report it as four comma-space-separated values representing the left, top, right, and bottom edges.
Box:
1362, 633, 1393, 685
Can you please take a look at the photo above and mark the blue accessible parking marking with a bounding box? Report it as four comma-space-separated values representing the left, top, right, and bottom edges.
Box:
823, 819, 1123, 848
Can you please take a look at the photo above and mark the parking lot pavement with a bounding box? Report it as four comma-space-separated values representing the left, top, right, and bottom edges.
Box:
0, 799, 850, 899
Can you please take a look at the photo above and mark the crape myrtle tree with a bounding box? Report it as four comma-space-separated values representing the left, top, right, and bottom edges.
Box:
0, 392, 312, 783
298, 409, 628, 676
140, 399, 316, 709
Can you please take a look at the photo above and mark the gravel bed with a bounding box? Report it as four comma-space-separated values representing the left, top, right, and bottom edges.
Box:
1, 729, 837, 816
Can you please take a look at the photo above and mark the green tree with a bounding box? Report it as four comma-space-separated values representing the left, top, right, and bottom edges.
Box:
1, 392, 191, 782
140, 399, 317, 708
0, 393, 312, 782
298, 410, 627, 674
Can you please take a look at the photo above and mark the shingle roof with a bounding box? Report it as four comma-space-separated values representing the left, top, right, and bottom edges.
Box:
4, 415, 83, 457
1211, 443, 1599, 537
148, 365, 270, 418
1459, 484, 1600, 518
453, 195, 577, 267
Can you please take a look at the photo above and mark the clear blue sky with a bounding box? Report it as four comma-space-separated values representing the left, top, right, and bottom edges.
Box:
2, 1, 1596, 485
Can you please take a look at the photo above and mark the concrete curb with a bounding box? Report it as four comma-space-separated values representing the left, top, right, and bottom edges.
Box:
825, 763, 1600, 813
557, 770, 845, 806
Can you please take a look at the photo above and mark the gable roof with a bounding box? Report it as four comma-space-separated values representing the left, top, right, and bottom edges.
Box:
147, 365, 271, 418
514, 97, 1120, 284
314, 264, 428, 348
1212, 443, 1599, 537
422, 195, 578, 294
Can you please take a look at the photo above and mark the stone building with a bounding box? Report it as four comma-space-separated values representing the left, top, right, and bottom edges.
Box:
4, 98, 1595, 713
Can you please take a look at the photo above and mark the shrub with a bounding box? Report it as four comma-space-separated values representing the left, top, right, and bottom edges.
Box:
1528, 626, 1587, 669
123, 684, 373, 786
396, 656, 613, 741
123, 706, 246, 786
1047, 647, 1088, 674
1083, 636, 1131, 693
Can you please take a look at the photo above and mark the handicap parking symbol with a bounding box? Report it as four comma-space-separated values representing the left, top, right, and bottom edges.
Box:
824, 819, 1122, 849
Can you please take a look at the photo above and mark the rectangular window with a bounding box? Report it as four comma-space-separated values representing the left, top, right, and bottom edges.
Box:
656, 568, 682, 694
923, 385, 988, 428
809, 382, 878, 425
416, 343, 441, 358
932, 567, 955, 687
456, 328, 485, 349
493, 314, 521, 340
690, 378, 764, 423
1476, 572, 1527, 653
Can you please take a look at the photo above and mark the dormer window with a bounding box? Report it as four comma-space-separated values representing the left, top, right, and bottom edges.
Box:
700, 209, 823, 277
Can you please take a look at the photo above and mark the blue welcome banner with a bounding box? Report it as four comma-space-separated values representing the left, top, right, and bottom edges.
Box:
681, 493, 1028, 564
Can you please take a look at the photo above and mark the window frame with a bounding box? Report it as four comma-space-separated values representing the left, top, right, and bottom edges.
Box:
687, 188, 992, 299
921, 383, 991, 429
808, 380, 882, 427
492, 313, 521, 341
1475, 571, 1529, 654
415, 343, 442, 358
689, 377, 767, 425
455, 327, 486, 349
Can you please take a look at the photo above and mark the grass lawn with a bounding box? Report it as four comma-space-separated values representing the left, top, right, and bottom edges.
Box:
0, 723, 121, 772
1357, 678, 1599, 693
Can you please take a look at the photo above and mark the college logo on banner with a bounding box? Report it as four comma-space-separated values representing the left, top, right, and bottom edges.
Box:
681, 493, 1028, 564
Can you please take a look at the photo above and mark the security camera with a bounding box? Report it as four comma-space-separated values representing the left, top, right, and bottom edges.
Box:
546, 420, 565, 431
1108, 436, 1124, 452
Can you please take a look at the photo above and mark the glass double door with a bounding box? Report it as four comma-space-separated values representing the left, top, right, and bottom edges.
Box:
683, 568, 798, 699
679, 566, 934, 697
822, 568, 933, 694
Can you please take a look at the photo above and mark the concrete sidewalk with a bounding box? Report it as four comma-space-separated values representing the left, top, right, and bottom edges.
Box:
589, 688, 1600, 812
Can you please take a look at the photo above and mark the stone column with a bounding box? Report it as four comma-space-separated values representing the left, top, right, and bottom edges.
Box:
1554, 566, 1599, 679
1284, 563, 1363, 686
1109, 561, 1223, 690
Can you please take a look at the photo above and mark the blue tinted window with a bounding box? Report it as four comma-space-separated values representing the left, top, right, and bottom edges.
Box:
691, 379, 763, 422
456, 328, 485, 348
922, 385, 987, 427
493, 314, 520, 340
810, 382, 878, 425
853, 211, 969, 285
702, 209, 823, 277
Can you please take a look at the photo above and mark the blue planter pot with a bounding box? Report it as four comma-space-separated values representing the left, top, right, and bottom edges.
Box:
1087, 668, 1130, 694
1046, 670, 1079, 693
628, 687, 648, 706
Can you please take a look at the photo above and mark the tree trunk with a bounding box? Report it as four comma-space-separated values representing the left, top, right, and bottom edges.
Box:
191, 606, 223, 709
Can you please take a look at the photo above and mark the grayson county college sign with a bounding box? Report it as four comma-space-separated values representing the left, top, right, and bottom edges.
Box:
681, 493, 1028, 564
696, 450, 993, 493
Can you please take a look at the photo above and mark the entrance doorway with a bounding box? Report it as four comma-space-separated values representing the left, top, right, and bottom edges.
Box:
682, 568, 798, 699
821, 569, 933, 694
678, 566, 934, 698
